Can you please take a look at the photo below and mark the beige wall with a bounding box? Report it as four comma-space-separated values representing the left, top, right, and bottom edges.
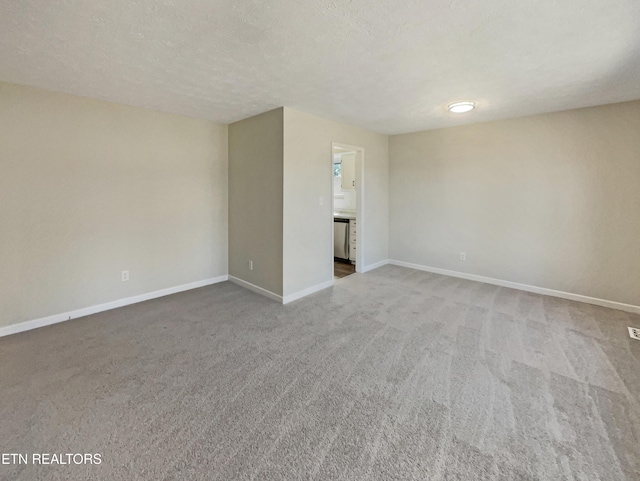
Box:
228, 108, 284, 295
0, 82, 228, 328
283, 108, 389, 297
390, 100, 640, 305
8, 81, 633, 319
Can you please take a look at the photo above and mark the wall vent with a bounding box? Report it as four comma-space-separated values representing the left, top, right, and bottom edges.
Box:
628, 327, 640, 341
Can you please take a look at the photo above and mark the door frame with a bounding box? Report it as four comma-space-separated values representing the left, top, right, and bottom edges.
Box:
331, 142, 364, 274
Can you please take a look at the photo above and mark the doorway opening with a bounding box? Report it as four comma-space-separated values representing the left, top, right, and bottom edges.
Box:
331, 142, 364, 280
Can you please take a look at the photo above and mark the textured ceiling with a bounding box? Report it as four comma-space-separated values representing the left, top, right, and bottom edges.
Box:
1, 0, 639, 134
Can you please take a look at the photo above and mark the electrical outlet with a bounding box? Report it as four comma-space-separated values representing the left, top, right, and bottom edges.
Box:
121, 270, 130, 282
248, 260, 253, 271
459, 252, 466, 261
629, 327, 640, 340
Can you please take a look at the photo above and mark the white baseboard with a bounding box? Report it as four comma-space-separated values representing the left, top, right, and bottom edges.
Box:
388, 260, 640, 314
360, 259, 390, 273
283, 279, 335, 304
0, 275, 229, 338
228, 275, 283, 303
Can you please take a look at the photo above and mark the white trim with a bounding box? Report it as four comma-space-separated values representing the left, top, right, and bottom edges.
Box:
331, 142, 365, 274
283, 279, 334, 304
0, 275, 229, 338
360, 259, 389, 273
228, 275, 283, 303
333, 143, 363, 153
389, 260, 640, 314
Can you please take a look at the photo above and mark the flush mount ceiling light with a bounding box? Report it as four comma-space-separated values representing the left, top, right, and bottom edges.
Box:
448, 101, 475, 113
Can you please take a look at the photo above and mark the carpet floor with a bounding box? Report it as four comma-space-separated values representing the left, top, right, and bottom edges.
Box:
1, 265, 639, 480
